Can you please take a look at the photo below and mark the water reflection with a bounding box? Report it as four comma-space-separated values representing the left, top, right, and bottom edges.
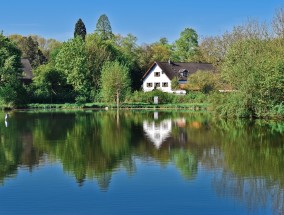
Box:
143, 112, 188, 148
0, 111, 283, 213
143, 119, 172, 148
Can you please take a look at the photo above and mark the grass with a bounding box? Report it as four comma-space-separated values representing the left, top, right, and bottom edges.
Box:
23, 102, 209, 110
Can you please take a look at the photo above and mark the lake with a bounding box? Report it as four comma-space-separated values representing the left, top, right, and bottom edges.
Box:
0, 110, 283, 215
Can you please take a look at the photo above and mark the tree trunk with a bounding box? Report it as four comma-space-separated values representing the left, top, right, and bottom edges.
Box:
116, 90, 119, 109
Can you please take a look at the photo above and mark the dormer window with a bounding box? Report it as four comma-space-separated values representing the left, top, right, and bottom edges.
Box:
179, 69, 188, 77
154, 72, 160, 77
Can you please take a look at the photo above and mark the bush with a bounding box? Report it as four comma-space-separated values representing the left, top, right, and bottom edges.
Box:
125, 90, 209, 104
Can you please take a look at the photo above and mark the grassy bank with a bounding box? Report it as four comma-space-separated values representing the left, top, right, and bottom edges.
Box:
21, 102, 209, 110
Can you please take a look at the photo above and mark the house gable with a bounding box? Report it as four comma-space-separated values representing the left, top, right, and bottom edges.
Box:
142, 63, 172, 93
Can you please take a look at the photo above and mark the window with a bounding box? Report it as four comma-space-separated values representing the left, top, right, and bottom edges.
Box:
155, 83, 160, 88
179, 69, 188, 77
154, 72, 160, 77
162, 82, 168, 87
147, 83, 153, 87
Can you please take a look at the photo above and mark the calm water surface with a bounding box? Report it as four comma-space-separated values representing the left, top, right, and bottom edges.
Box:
0, 110, 283, 215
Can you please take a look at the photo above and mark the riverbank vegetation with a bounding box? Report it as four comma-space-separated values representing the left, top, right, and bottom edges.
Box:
0, 9, 283, 118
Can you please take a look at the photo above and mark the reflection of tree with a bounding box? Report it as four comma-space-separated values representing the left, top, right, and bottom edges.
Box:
30, 111, 134, 190
204, 119, 284, 214
100, 112, 131, 159
96, 172, 112, 191
0, 110, 284, 214
213, 171, 284, 214
0, 112, 43, 184
171, 149, 197, 180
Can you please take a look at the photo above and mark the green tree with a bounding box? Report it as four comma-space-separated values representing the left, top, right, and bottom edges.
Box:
15, 36, 46, 68
159, 37, 169, 45
151, 43, 171, 62
100, 61, 130, 107
30, 35, 62, 61
171, 77, 180, 90
115, 33, 142, 90
32, 64, 73, 103
96, 14, 113, 40
136, 44, 154, 72
85, 33, 130, 97
185, 71, 219, 93
0, 33, 27, 106
55, 37, 91, 103
219, 38, 284, 118
174, 28, 199, 62
74, 18, 87, 41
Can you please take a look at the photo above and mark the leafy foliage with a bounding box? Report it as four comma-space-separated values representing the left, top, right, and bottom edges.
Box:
32, 64, 74, 103
173, 28, 199, 62
216, 39, 284, 118
185, 70, 220, 93
100, 61, 131, 106
14, 36, 47, 68
0, 33, 28, 106
55, 37, 91, 103
171, 77, 180, 90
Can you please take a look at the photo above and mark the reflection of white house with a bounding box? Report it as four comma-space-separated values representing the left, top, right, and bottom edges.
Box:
142, 61, 214, 94
143, 119, 172, 148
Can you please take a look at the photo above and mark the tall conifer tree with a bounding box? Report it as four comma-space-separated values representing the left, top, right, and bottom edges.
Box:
74, 18, 87, 41
96, 14, 113, 40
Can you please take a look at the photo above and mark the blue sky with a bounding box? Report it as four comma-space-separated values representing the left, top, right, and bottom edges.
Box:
0, 0, 282, 44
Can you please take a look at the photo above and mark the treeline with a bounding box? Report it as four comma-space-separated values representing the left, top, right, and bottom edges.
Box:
0, 14, 203, 106
0, 9, 284, 118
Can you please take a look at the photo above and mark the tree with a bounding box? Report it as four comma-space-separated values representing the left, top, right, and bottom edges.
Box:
85, 33, 130, 96
152, 44, 171, 61
74, 18, 87, 41
100, 61, 130, 108
0, 33, 27, 106
55, 37, 91, 103
96, 14, 113, 40
174, 28, 199, 62
14, 36, 47, 68
115, 34, 141, 90
136, 44, 154, 72
185, 71, 219, 93
219, 38, 284, 118
200, 20, 269, 68
159, 37, 169, 45
171, 77, 180, 90
32, 64, 73, 103
30, 35, 62, 60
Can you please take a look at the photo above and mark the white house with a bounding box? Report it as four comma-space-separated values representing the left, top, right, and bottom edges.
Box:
142, 61, 214, 93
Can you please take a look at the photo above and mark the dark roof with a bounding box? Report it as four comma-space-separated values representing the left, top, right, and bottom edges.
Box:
142, 61, 214, 81
21, 58, 33, 80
